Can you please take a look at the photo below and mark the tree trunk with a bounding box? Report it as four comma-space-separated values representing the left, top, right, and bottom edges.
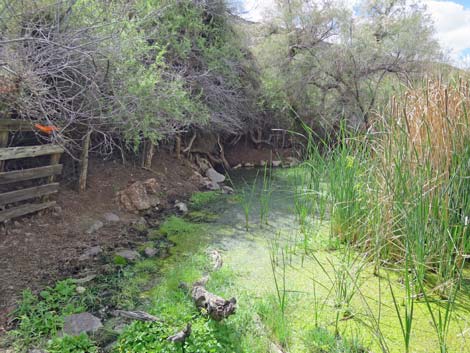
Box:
141, 139, 155, 169
175, 135, 181, 159
78, 130, 91, 193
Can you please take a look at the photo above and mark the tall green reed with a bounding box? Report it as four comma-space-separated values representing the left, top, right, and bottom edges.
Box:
238, 172, 258, 231
260, 164, 273, 226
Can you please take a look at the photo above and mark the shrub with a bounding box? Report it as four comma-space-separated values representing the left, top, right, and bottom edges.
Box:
47, 333, 98, 353
117, 317, 225, 353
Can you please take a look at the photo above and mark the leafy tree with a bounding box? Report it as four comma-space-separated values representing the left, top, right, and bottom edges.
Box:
254, 0, 440, 133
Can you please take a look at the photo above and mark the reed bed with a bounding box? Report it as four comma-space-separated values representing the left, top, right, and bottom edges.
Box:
296, 79, 470, 352
374, 79, 470, 281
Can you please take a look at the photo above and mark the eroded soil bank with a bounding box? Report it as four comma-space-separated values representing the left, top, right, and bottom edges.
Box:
0, 151, 200, 333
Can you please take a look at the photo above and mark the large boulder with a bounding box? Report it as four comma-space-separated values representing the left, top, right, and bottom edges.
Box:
175, 202, 188, 214
117, 178, 160, 213
63, 313, 102, 336
206, 168, 225, 183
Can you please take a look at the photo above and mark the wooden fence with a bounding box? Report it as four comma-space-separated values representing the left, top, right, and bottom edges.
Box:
0, 120, 64, 222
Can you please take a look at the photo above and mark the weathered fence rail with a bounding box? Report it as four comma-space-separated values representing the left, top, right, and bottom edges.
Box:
0, 119, 64, 222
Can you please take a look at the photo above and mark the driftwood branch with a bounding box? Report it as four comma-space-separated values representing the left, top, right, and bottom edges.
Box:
167, 323, 191, 343
180, 249, 236, 321
112, 310, 163, 322
190, 285, 237, 321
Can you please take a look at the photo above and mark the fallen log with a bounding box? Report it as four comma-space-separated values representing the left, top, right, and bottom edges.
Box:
179, 250, 236, 321
112, 310, 162, 322
179, 279, 236, 321
191, 285, 237, 321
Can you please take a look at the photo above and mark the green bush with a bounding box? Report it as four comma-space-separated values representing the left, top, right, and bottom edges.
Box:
117, 317, 225, 353
47, 333, 98, 353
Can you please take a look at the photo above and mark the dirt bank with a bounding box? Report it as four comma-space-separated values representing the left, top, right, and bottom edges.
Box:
0, 150, 200, 333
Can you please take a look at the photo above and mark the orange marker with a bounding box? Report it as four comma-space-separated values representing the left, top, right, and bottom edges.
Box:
34, 123, 58, 135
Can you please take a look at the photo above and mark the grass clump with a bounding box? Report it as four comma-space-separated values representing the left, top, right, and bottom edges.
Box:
47, 333, 98, 353
304, 327, 365, 353
189, 191, 221, 209
257, 295, 290, 348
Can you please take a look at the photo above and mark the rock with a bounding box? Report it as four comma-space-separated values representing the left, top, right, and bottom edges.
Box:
114, 323, 127, 334
202, 179, 221, 191
63, 313, 102, 336
74, 274, 97, 284
79, 246, 102, 261
115, 249, 141, 262
286, 156, 300, 167
86, 221, 104, 235
142, 178, 159, 194
116, 179, 160, 213
103, 212, 120, 223
104, 341, 118, 353
28, 350, 46, 353
52, 205, 63, 217
244, 162, 254, 168
133, 217, 148, 228
206, 168, 225, 183
189, 172, 205, 186
144, 247, 158, 257
233, 163, 242, 169
272, 160, 282, 167
259, 160, 267, 167
76, 286, 86, 294
221, 186, 234, 194
207, 182, 221, 191
175, 202, 188, 214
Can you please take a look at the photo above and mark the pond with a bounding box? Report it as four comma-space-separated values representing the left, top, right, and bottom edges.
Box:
180, 167, 470, 353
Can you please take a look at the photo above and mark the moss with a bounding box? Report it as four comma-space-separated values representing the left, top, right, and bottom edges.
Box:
113, 255, 128, 266
159, 216, 202, 238
189, 191, 221, 209
185, 210, 218, 223
137, 242, 156, 252
147, 228, 162, 240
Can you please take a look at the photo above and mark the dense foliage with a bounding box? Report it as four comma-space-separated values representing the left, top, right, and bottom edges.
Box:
252, 0, 441, 134
0, 0, 261, 154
